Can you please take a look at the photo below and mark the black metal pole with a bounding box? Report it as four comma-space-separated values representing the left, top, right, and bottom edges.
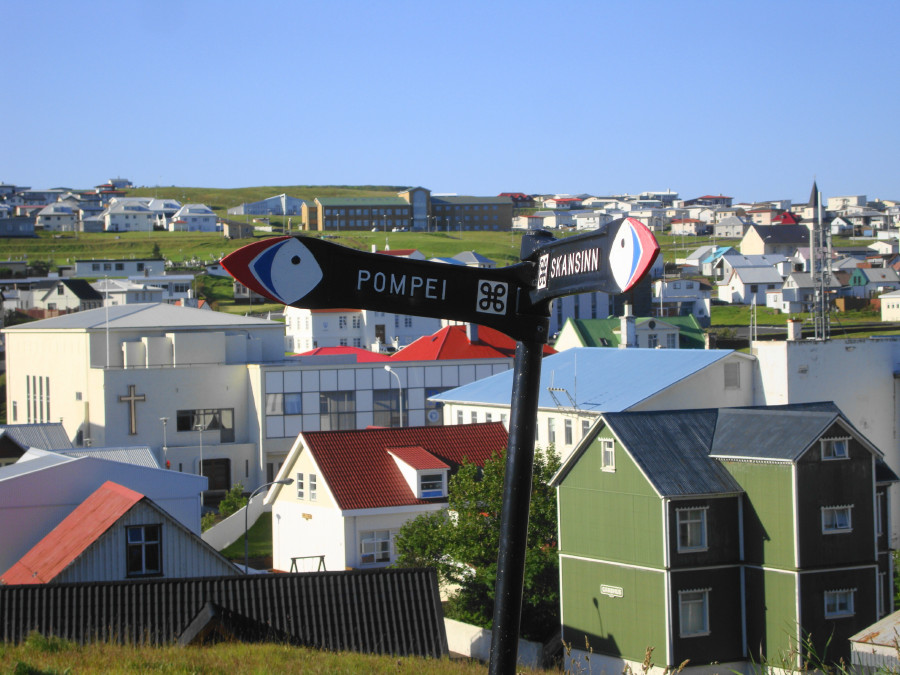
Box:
488, 338, 546, 674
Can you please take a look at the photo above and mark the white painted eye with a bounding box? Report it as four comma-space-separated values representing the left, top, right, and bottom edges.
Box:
609, 220, 637, 291
250, 238, 323, 305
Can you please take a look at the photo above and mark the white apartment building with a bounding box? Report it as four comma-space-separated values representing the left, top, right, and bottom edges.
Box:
284, 306, 442, 353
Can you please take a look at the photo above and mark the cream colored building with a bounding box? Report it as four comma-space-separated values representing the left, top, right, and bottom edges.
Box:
3, 303, 511, 493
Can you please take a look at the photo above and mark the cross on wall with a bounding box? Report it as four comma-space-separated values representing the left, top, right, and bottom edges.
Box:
119, 384, 146, 435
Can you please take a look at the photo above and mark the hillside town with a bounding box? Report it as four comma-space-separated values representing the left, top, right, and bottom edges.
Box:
4, 178, 900, 671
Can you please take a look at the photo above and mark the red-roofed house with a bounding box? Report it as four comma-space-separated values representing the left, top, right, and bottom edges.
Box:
391, 324, 555, 361
376, 248, 426, 260
1, 481, 238, 585
267, 423, 508, 572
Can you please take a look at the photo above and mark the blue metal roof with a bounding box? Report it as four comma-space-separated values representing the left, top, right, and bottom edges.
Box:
430, 347, 735, 411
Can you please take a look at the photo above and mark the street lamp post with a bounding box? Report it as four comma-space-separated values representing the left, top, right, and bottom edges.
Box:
194, 422, 204, 505
159, 417, 169, 468
244, 478, 293, 573
384, 365, 404, 427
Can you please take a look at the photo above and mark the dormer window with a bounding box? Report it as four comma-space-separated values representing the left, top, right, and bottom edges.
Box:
821, 438, 849, 460
420, 473, 444, 498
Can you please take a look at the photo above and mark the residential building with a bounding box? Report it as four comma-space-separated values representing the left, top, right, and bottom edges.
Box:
35, 203, 78, 232
652, 277, 712, 325
554, 315, 705, 351
169, 204, 217, 232
431, 348, 755, 461
103, 201, 154, 232
713, 215, 751, 239
29, 279, 103, 314
128, 274, 194, 304
284, 306, 442, 352
880, 290, 900, 321
846, 267, 900, 299
1, 481, 238, 584
717, 265, 784, 305
0, 448, 206, 574
553, 403, 895, 672
267, 423, 508, 572
740, 224, 811, 256
769, 272, 842, 314
670, 218, 709, 236
92, 278, 165, 306
74, 258, 165, 278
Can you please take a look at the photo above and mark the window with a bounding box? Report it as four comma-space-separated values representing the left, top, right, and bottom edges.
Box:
471, 411, 477, 423
601, 439, 615, 471
176, 408, 235, 443
679, 589, 710, 637
724, 362, 740, 389
648, 333, 658, 348
677, 507, 707, 551
309, 473, 317, 500
339, 315, 347, 330
421, 473, 443, 498
821, 438, 849, 460
360, 529, 393, 564
582, 419, 590, 438
666, 333, 677, 349
457, 410, 464, 425
404, 316, 413, 328
822, 505, 852, 533
373, 389, 400, 427
824, 589, 855, 618
564, 419, 573, 445
319, 391, 355, 430
352, 316, 361, 329
296, 473, 305, 499
126, 525, 161, 577
877, 492, 884, 536
548, 418, 556, 444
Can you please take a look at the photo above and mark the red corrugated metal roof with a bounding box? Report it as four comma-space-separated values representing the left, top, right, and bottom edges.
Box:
387, 446, 450, 470
377, 249, 419, 256
302, 423, 507, 510
391, 325, 555, 361
1, 481, 143, 585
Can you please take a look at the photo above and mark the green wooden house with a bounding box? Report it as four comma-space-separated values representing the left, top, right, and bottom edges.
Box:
551, 402, 896, 672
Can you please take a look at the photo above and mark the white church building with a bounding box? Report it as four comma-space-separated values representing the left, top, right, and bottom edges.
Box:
2, 304, 512, 495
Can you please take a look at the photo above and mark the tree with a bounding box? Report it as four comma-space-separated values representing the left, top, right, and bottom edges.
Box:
393, 445, 561, 641
218, 482, 247, 518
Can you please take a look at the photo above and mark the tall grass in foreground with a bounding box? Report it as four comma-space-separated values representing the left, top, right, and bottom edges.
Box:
0, 632, 545, 675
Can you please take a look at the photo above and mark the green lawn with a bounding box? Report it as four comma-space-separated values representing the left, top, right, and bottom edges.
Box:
220, 512, 272, 561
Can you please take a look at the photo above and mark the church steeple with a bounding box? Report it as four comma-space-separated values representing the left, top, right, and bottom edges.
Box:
808, 179, 819, 207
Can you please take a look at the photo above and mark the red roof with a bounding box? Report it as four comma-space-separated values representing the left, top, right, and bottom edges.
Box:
698, 195, 732, 199
300, 423, 508, 510
377, 249, 419, 257
387, 446, 451, 470
295, 346, 390, 362
391, 324, 555, 361
2, 481, 143, 585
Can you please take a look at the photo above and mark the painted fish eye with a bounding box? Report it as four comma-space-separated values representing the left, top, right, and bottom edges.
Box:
291, 255, 301, 265
620, 238, 625, 247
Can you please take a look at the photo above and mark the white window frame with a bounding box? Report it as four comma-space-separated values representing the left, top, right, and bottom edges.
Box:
822, 505, 853, 534
824, 589, 855, 618
821, 437, 849, 461
309, 473, 317, 501
359, 529, 393, 565
678, 589, 710, 637
601, 439, 615, 472
420, 472, 444, 498
296, 472, 304, 499
677, 507, 708, 552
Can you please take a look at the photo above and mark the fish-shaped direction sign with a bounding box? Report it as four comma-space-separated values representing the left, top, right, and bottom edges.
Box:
220, 217, 659, 343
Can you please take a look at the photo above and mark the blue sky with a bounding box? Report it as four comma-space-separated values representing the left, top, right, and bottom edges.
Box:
5, 1, 898, 203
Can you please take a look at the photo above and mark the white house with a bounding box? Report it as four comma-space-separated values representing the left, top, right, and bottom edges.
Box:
652, 277, 712, 324
881, 290, 900, 321
74, 258, 165, 278
169, 204, 218, 232
103, 201, 154, 232
266, 423, 508, 572
1, 480, 238, 584
718, 265, 785, 305
128, 274, 194, 304
92, 278, 166, 306
35, 203, 78, 232
28, 279, 104, 313
0, 449, 207, 574
284, 306, 443, 353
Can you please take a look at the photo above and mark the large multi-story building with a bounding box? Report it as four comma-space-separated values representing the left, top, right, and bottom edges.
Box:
301, 187, 514, 232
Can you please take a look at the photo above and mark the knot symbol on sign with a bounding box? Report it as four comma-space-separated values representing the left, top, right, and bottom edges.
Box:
478, 281, 507, 312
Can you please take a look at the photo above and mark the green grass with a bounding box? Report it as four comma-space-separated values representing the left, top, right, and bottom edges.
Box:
0, 633, 517, 674
220, 512, 272, 561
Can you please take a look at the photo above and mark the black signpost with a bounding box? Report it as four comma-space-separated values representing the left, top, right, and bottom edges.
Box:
221, 218, 659, 674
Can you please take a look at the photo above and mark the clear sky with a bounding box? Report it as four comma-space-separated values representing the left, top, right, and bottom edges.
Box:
4, 1, 898, 203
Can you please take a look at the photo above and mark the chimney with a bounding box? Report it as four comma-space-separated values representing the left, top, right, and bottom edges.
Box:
787, 319, 802, 341
619, 303, 635, 348
466, 323, 479, 343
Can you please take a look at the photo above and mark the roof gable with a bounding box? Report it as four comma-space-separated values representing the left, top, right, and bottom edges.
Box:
281, 424, 508, 511
2, 481, 143, 584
